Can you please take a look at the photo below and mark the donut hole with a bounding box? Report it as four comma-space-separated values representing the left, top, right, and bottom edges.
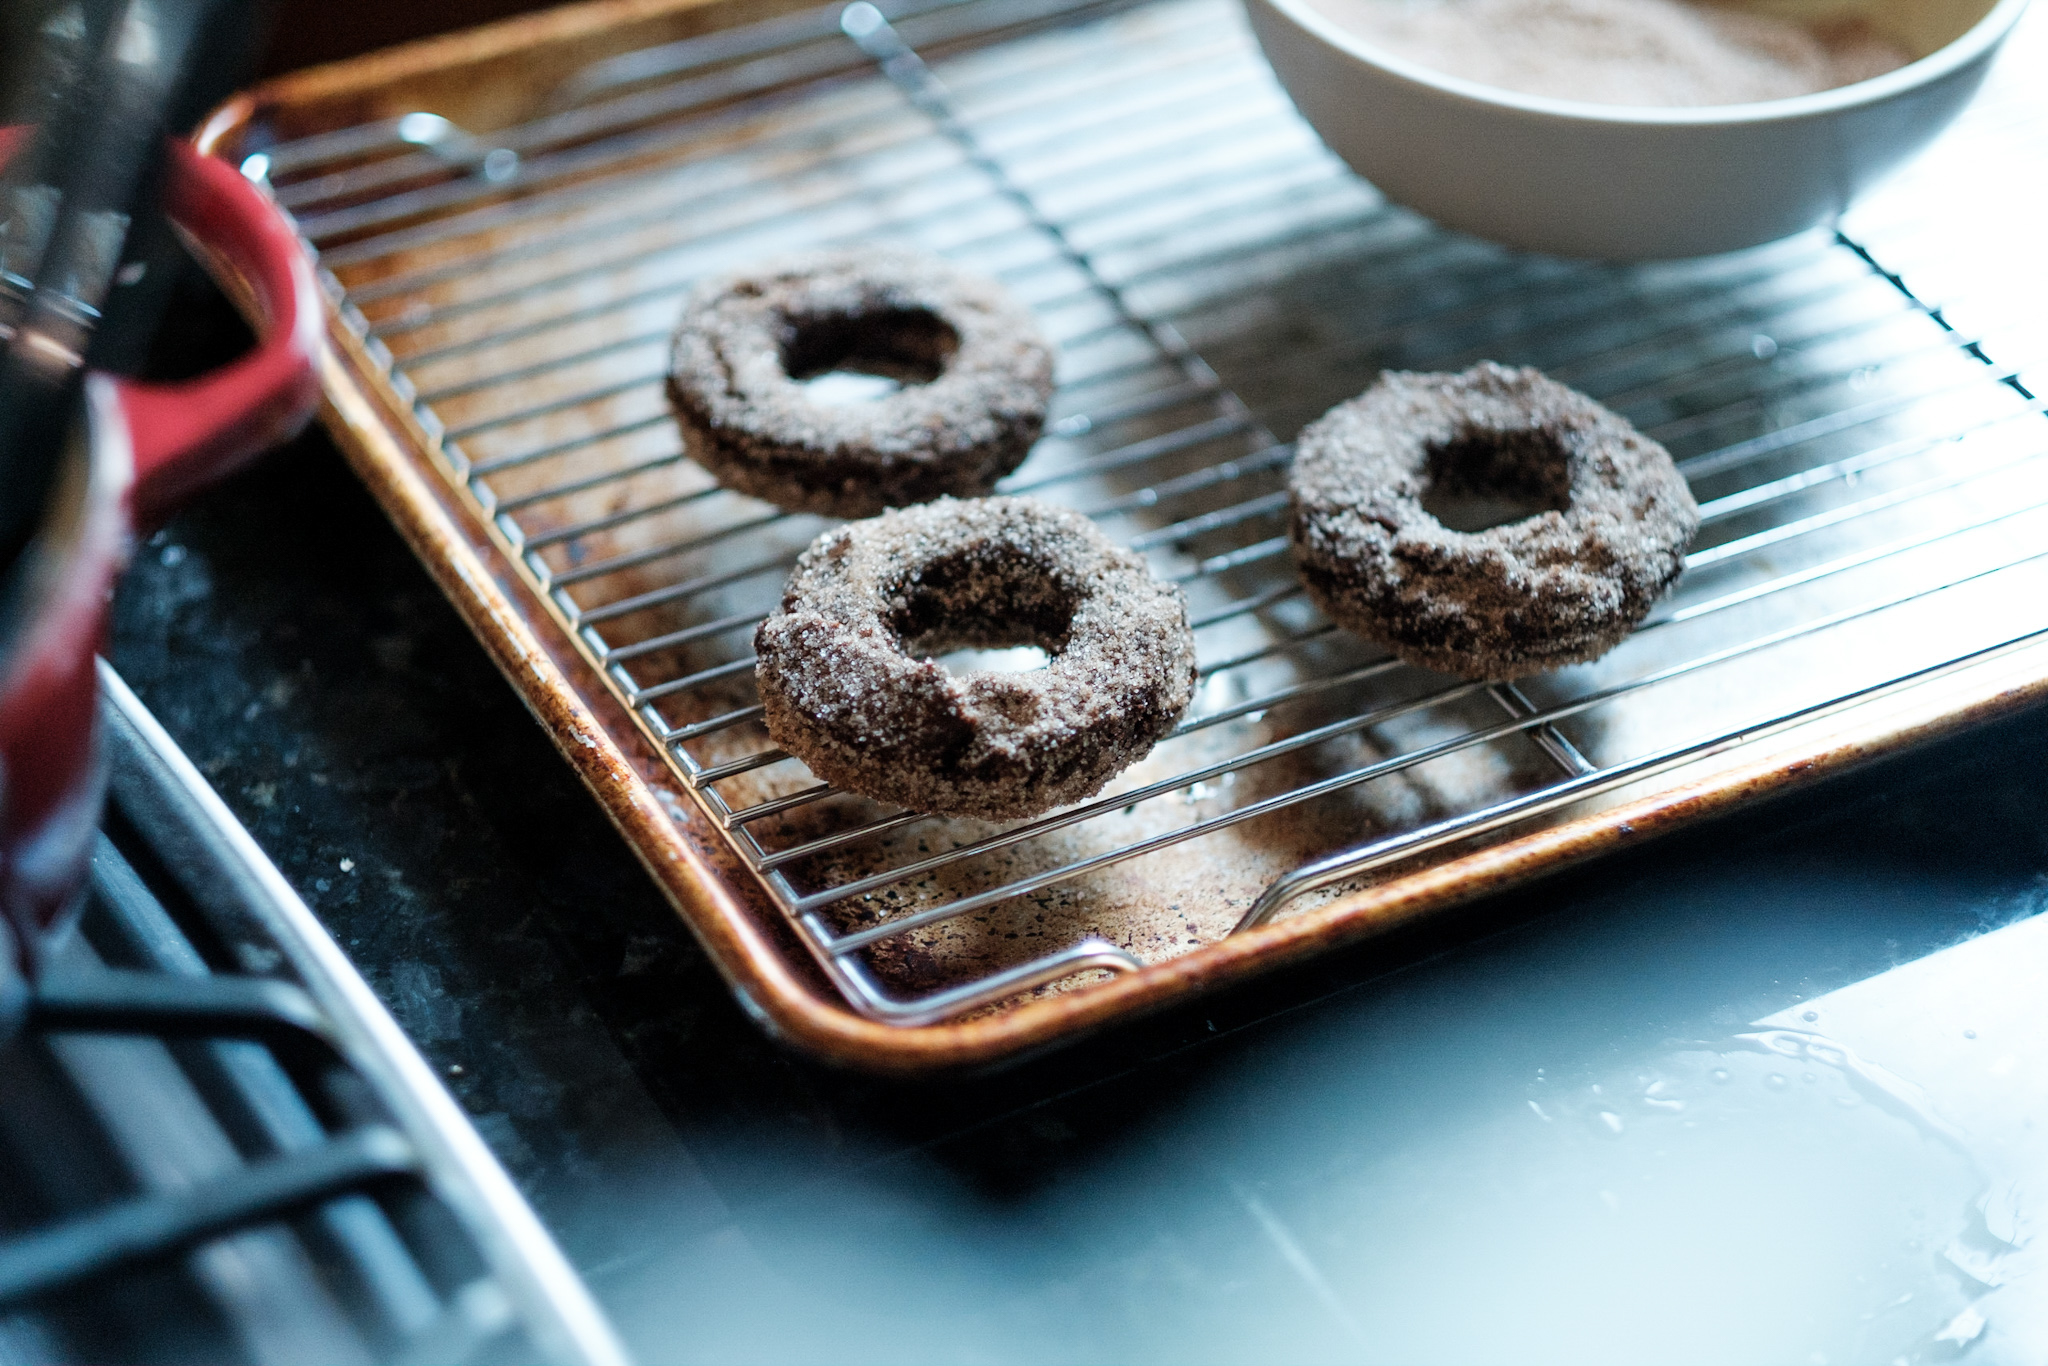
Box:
1420, 428, 1573, 533
886, 548, 1076, 675
926, 644, 1053, 675
782, 306, 959, 405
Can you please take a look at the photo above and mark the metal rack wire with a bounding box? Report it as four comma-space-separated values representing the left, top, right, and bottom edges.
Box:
260, 0, 2048, 1026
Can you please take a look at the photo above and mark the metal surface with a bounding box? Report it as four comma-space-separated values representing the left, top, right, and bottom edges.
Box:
0, 664, 628, 1366
251, 0, 2048, 1031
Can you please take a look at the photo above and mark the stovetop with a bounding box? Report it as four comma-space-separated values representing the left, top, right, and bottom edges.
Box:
98, 245, 2048, 1363
0, 663, 624, 1365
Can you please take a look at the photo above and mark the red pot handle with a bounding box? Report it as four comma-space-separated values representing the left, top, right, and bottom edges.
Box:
0, 127, 323, 528
119, 139, 325, 528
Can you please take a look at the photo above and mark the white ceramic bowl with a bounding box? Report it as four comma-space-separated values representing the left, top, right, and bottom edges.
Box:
1246, 0, 2030, 259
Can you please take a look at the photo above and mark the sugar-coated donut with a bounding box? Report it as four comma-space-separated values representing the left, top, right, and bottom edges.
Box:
667, 249, 1054, 518
1289, 363, 1699, 679
754, 497, 1198, 820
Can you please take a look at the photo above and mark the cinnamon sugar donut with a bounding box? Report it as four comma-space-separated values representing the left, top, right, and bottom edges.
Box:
754, 497, 1198, 820
667, 249, 1055, 518
1289, 363, 1698, 679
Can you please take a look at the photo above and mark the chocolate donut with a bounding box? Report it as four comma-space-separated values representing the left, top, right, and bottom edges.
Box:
754, 497, 1198, 820
1289, 363, 1699, 679
667, 249, 1055, 519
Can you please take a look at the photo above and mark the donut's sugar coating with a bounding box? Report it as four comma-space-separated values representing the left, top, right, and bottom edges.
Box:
1290, 363, 1699, 679
755, 497, 1198, 820
667, 249, 1055, 518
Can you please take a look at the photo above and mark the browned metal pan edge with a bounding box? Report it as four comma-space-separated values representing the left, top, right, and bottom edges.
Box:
192, 10, 2048, 1074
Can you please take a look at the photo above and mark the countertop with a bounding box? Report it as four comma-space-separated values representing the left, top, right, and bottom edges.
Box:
109, 265, 2048, 1364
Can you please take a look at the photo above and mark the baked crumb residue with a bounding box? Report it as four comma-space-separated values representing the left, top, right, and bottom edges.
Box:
775, 695, 1556, 998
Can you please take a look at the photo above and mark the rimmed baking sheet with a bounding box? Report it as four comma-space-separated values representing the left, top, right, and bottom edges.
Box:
206, 0, 2048, 1066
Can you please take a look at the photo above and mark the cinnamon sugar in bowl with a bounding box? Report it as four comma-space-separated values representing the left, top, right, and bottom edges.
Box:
1247, 0, 2029, 258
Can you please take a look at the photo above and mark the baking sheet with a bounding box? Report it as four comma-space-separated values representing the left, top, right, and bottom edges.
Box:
211, 0, 2048, 1062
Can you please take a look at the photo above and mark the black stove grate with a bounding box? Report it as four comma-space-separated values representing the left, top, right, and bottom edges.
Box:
0, 665, 627, 1366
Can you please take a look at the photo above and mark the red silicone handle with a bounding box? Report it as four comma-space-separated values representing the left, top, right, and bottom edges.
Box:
0, 129, 323, 527
117, 139, 325, 528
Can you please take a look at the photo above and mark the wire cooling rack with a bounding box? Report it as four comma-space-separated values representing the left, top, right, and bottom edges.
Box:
248, 0, 2048, 1029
